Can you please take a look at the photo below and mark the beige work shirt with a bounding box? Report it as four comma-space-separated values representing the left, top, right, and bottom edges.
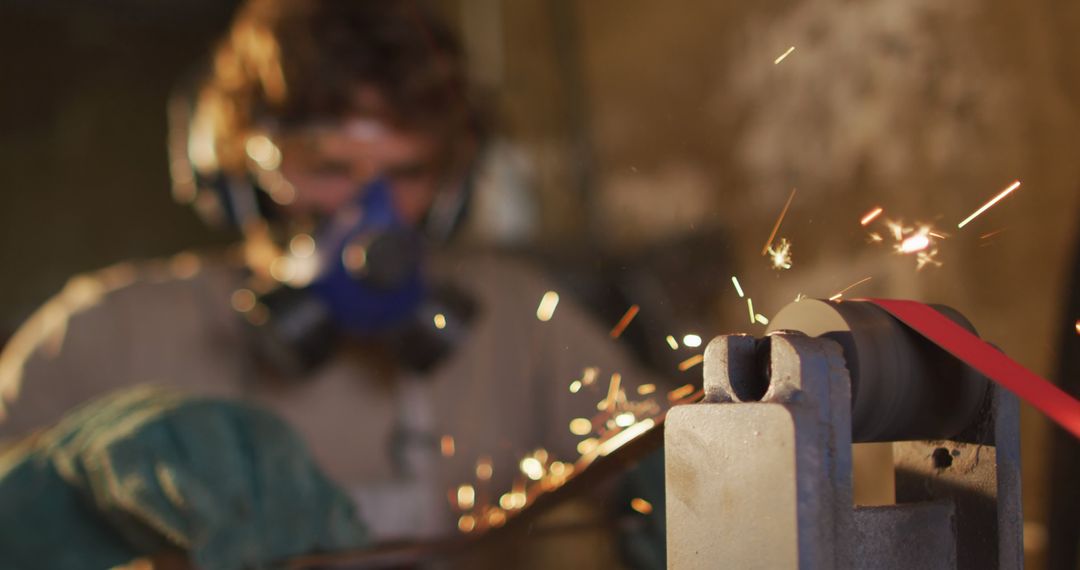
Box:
0, 250, 649, 548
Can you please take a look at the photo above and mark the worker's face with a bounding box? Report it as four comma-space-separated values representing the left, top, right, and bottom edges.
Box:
274, 110, 449, 226
277, 126, 441, 225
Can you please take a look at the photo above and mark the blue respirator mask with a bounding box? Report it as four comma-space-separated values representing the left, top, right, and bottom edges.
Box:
248, 179, 476, 376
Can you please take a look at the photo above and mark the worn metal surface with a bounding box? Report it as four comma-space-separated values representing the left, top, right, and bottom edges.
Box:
894, 386, 1023, 570
767, 300, 989, 443
666, 404, 800, 569
669, 328, 1022, 569
668, 333, 853, 569
852, 503, 956, 570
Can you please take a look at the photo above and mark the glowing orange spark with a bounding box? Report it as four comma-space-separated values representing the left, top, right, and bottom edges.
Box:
899, 231, 931, 254
774, 46, 796, 65
631, 498, 654, 515
598, 419, 655, 456
767, 238, 793, 270
609, 305, 640, 339
486, 509, 507, 528
860, 207, 884, 226
577, 438, 599, 455
668, 384, 695, 402
440, 435, 456, 457
569, 418, 592, 436
958, 180, 1021, 229
520, 457, 544, 481
600, 373, 622, 413
476, 456, 493, 481
829, 276, 873, 301
1075, 319, 1079, 335
678, 354, 704, 371
762, 188, 797, 255
457, 485, 476, 510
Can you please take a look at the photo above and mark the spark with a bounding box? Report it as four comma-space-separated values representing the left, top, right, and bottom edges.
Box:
668, 383, 695, 402
980, 229, 1007, 240
458, 515, 477, 533
682, 334, 703, 348
762, 188, 797, 255
637, 383, 657, 395
958, 180, 1021, 229
433, 313, 447, 329
665, 335, 679, 350
440, 435, 456, 457
476, 457, 493, 481
288, 234, 316, 258
899, 230, 931, 254
631, 498, 654, 515
457, 485, 476, 510
536, 291, 560, 322
486, 509, 507, 528
747, 298, 756, 325
520, 457, 544, 481
598, 419, 655, 456
860, 207, 884, 226
773, 46, 796, 65
600, 373, 622, 413
678, 354, 704, 371
577, 438, 599, 455
878, 220, 943, 269
615, 412, 636, 427
610, 305, 640, 339
569, 380, 582, 393
549, 461, 570, 478
581, 367, 599, 386
731, 276, 745, 298
755, 314, 770, 325
916, 251, 943, 270
829, 276, 873, 301
569, 418, 593, 436
1075, 320, 1079, 335
767, 238, 793, 270
230, 289, 257, 313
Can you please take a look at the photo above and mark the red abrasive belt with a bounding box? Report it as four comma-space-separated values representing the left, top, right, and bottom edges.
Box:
864, 298, 1080, 440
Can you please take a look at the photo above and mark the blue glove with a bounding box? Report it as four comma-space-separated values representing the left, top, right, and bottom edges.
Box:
0, 387, 368, 569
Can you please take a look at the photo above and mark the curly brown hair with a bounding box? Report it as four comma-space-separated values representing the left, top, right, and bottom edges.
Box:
194, 0, 470, 174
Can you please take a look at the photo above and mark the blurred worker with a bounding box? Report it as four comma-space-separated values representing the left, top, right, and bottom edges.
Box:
0, 0, 655, 567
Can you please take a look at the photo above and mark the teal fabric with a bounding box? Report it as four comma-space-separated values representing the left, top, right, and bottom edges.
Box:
0, 387, 369, 569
